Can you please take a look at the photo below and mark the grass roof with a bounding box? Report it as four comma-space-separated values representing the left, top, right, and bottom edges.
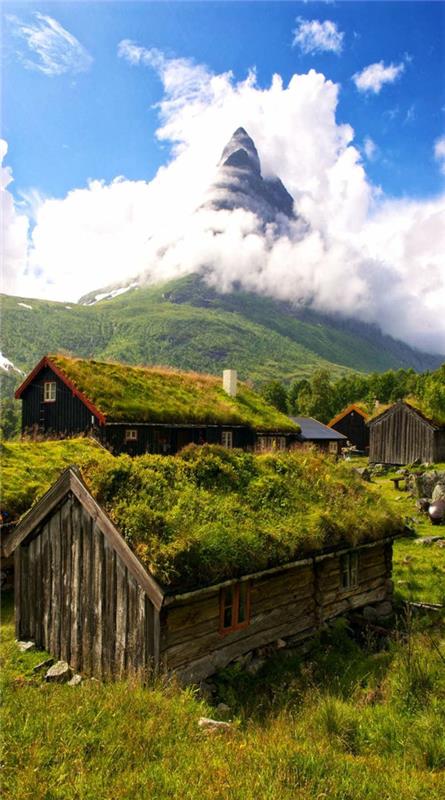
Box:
2, 440, 404, 592
48, 354, 298, 431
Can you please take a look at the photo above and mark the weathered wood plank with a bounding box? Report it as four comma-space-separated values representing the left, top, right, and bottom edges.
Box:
14, 549, 22, 641
92, 524, 104, 679
49, 511, 61, 658
70, 499, 82, 672
80, 508, 92, 675
115, 561, 128, 679
60, 499, 72, 664
103, 541, 116, 681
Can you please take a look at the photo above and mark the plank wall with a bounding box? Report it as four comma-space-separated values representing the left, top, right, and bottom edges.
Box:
15, 494, 155, 680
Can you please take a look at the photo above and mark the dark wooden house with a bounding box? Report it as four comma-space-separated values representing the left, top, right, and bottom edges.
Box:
328, 404, 369, 452
15, 355, 299, 455
5, 467, 397, 684
290, 416, 347, 455
368, 400, 445, 465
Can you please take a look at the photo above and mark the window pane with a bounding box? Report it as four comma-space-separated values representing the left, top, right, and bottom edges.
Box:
223, 605, 233, 628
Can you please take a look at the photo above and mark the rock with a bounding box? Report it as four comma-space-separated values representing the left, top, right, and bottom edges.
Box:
363, 606, 378, 623
353, 467, 371, 482
428, 500, 445, 525
416, 497, 431, 513
45, 661, 72, 683
198, 717, 232, 732
234, 651, 253, 667
215, 703, 231, 716
415, 535, 444, 545
275, 638, 287, 649
32, 658, 54, 673
432, 483, 445, 503
374, 601, 393, 619
67, 674, 82, 687
198, 681, 216, 702
17, 641, 35, 653
246, 657, 266, 676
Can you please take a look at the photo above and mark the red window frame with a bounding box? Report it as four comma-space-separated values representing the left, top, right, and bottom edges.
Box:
219, 582, 251, 635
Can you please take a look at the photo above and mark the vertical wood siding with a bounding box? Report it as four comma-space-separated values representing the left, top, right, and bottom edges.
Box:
369, 404, 438, 464
15, 494, 156, 680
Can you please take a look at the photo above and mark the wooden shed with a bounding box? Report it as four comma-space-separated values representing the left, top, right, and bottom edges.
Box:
328, 404, 369, 452
15, 355, 299, 455
368, 400, 445, 465
5, 467, 398, 684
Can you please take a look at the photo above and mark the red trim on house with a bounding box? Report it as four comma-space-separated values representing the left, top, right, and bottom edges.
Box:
219, 582, 251, 636
14, 356, 107, 425
328, 403, 369, 429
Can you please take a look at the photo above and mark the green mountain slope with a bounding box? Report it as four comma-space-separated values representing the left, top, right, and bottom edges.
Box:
1, 275, 441, 385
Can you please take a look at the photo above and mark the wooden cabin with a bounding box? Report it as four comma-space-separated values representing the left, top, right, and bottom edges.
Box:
5, 466, 398, 685
368, 400, 445, 465
290, 416, 347, 455
15, 355, 299, 455
328, 404, 369, 452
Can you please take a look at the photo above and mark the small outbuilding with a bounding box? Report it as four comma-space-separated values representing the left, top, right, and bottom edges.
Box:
368, 400, 445, 465
328, 404, 369, 452
290, 416, 347, 455
5, 448, 401, 684
15, 355, 299, 455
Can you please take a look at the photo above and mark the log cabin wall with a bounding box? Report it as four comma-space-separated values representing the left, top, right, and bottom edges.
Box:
331, 413, 369, 451
369, 404, 436, 464
21, 366, 95, 436
161, 541, 392, 683
15, 493, 156, 680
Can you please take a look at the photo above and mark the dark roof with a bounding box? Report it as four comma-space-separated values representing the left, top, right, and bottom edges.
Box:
290, 417, 347, 441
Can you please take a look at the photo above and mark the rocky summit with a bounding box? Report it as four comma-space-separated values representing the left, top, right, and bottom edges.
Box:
202, 127, 297, 224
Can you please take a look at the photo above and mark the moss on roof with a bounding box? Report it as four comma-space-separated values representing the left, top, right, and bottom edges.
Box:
48, 354, 298, 431
2, 440, 404, 592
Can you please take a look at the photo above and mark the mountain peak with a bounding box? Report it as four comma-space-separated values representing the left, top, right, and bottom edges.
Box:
220, 127, 261, 174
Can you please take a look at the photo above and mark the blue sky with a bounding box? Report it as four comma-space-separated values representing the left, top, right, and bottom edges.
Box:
2, 2, 445, 354
2, 1, 444, 200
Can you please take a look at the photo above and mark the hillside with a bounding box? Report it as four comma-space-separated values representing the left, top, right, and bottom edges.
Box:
1, 276, 441, 388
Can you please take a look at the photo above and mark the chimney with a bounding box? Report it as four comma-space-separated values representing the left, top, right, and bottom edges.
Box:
223, 369, 237, 398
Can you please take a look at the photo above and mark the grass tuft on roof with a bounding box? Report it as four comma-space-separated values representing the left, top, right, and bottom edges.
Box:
2, 441, 404, 592
48, 354, 298, 430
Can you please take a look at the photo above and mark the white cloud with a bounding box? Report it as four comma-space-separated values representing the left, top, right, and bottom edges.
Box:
8, 12, 92, 76
363, 137, 377, 161
1, 140, 30, 296
292, 18, 344, 55
434, 135, 445, 175
3, 48, 445, 354
353, 61, 405, 94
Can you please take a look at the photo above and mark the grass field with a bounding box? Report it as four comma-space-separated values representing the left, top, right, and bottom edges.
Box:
1, 466, 444, 799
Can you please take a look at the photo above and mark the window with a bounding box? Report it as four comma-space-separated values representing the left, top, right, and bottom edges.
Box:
220, 582, 250, 634
43, 382, 56, 402
256, 435, 286, 452
340, 552, 359, 590
125, 429, 138, 442
329, 441, 339, 454
221, 430, 233, 448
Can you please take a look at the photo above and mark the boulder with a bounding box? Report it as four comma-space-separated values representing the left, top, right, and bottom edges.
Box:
363, 606, 378, 623
416, 497, 431, 513
374, 601, 393, 619
17, 641, 35, 653
432, 483, 445, 503
67, 674, 82, 687
353, 467, 371, 482
246, 657, 266, 675
198, 717, 232, 732
32, 658, 54, 673
275, 638, 287, 649
45, 661, 72, 683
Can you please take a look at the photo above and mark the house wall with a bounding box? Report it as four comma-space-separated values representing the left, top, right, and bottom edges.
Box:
102, 424, 255, 456
21, 367, 96, 436
160, 541, 391, 684
434, 430, 445, 462
369, 404, 436, 464
15, 493, 156, 680
331, 413, 369, 451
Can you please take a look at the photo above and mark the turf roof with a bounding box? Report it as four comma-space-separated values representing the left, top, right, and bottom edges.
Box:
45, 355, 298, 431
3, 440, 405, 593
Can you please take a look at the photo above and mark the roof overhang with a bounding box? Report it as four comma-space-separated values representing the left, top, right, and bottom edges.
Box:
328, 404, 369, 428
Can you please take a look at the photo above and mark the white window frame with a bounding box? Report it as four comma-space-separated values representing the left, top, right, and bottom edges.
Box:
340, 552, 359, 591
125, 429, 138, 442
221, 430, 233, 448
43, 382, 56, 403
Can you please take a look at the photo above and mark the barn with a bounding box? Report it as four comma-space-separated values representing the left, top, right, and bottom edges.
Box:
290, 416, 347, 455
328, 404, 369, 452
15, 355, 299, 455
368, 400, 445, 465
5, 448, 402, 684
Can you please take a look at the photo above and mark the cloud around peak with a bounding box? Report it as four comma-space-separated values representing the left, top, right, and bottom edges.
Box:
3, 47, 445, 354
353, 60, 405, 94
8, 12, 92, 76
292, 18, 344, 55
